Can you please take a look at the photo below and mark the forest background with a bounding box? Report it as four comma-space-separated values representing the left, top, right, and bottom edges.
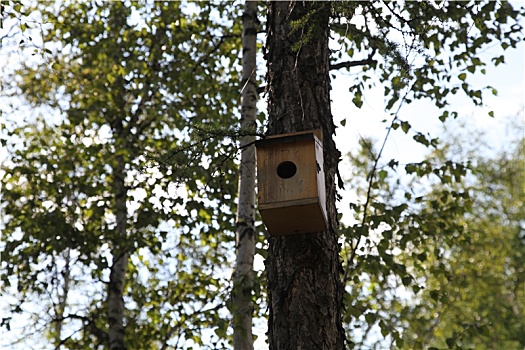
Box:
0, 1, 523, 349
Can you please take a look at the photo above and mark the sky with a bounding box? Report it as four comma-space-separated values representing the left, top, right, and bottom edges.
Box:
332, 38, 524, 162
1, 2, 525, 349
331, 40, 524, 226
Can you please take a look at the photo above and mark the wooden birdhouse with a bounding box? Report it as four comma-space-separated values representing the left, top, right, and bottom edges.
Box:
255, 130, 328, 236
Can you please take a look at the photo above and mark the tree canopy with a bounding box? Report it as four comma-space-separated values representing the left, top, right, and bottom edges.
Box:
1, 0, 523, 349
340, 118, 524, 349
2, 1, 244, 348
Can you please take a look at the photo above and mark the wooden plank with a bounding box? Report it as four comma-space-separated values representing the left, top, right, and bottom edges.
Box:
259, 197, 319, 209
255, 129, 328, 236
259, 201, 328, 236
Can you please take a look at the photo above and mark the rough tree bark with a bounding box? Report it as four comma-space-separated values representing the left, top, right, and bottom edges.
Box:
108, 151, 129, 350
265, 2, 345, 349
232, 1, 258, 349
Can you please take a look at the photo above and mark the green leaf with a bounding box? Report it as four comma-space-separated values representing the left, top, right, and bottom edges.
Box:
400, 120, 411, 134
445, 337, 456, 348
430, 290, 440, 301
365, 313, 377, 325
492, 55, 505, 66
388, 159, 399, 169
386, 94, 399, 111
401, 276, 412, 286
413, 133, 430, 147
106, 73, 115, 84
352, 94, 363, 108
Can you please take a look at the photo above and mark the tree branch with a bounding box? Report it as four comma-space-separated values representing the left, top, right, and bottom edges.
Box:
342, 80, 415, 284
52, 313, 109, 346
329, 49, 377, 71
191, 34, 239, 74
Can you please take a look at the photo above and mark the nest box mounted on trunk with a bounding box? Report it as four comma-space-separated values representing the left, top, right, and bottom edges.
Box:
255, 130, 328, 236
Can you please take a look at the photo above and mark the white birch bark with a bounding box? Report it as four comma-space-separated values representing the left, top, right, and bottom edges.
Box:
108, 154, 128, 350
233, 1, 258, 349
54, 249, 70, 347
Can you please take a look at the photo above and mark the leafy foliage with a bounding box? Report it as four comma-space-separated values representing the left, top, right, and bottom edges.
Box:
340, 119, 524, 349
1, 0, 523, 348
328, 3, 524, 347
331, 1, 524, 119
400, 129, 525, 350
1, 1, 243, 348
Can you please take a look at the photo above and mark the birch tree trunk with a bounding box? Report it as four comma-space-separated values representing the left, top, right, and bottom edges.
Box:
108, 152, 129, 350
232, 1, 258, 349
54, 249, 70, 347
265, 2, 345, 349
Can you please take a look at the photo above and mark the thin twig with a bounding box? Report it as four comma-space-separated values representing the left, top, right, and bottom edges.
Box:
343, 81, 415, 284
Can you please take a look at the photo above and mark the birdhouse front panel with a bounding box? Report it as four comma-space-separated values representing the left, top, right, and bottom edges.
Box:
255, 130, 328, 236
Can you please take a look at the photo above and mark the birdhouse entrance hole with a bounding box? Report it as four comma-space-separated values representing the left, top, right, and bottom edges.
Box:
276, 161, 297, 179
255, 130, 328, 236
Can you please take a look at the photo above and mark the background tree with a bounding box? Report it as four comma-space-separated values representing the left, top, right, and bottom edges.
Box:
325, 1, 524, 348
232, 1, 259, 350
339, 118, 524, 349
1, 1, 243, 348
398, 123, 525, 349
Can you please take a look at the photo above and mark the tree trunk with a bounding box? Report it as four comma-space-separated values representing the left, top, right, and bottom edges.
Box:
232, 1, 258, 349
108, 153, 129, 350
54, 249, 71, 348
265, 2, 345, 349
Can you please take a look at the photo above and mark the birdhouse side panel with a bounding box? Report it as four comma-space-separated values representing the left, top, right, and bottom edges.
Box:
314, 137, 327, 217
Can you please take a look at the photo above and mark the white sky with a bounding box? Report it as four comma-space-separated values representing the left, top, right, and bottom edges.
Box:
332, 40, 524, 226
333, 42, 524, 162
